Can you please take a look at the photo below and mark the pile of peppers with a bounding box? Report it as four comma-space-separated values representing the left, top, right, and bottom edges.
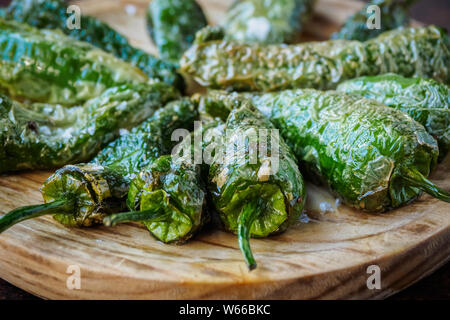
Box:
0, 0, 449, 271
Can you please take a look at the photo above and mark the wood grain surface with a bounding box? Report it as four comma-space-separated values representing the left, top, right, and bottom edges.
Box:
0, 0, 449, 300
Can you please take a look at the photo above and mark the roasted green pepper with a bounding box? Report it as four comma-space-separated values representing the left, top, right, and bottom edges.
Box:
337, 74, 450, 161
202, 90, 450, 212
222, 0, 315, 44
331, 0, 418, 41
146, 0, 208, 62
4, 0, 184, 91
0, 82, 179, 173
0, 18, 150, 105
181, 25, 449, 91
206, 98, 306, 269
103, 119, 223, 243
0, 98, 198, 232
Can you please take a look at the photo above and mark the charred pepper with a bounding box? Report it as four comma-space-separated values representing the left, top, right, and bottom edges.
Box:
0, 98, 198, 232
0, 82, 180, 173
337, 74, 450, 161
0, 18, 149, 105
203, 90, 450, 212
4, 0, 184, 91
205, 98, 305, 269
222, 0, 315, 44
181, 25, 449, 91
103, 120, 222, 243
331, 0, 418, 41
146, 0, 208, 62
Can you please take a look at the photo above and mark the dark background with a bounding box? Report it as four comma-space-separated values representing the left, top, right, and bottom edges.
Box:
0, 0, 448, 300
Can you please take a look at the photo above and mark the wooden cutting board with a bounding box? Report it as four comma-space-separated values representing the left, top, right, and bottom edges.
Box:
0, 0, 448, 300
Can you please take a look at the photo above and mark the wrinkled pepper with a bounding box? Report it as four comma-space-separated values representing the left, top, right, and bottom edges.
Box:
205, 98, 306, 269
202, 90, 450, 212
103, 120, 222, 244
332, 0, 418, 41
146, 0, 208, 62
0, 82, 179, 173
181, 25, 449, 91
0, 98, 198, 232
0, 18, 149, 105
4, 0, 184, 91
222, 0, 315, 44
337, 74, 450, 161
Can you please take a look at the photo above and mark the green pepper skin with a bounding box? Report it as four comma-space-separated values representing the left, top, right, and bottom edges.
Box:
125, 155, 207, 244
0, 18, 150, 105
181, 26, 450, 91
146, 0, 208, 62
223, 0, 315, 44
205, 90, 443, 212
337, 74, 450, 161
4, 0, 184, 91
331, 0, 417, 41
0, 82, 180, 173
93, 98, 198, 182
208, 100, 305, 236
106, 119, 222, 243
40, 164, 129, 227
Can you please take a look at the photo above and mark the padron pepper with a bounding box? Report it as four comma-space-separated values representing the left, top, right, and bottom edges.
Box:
222, 0, 315, 44
0, 82, 179, 173
202, 90, 450, 212
331, 0, 418, 41
181, 25, 449, 91
146, 0, 208, 62
0, 98, 198, 232
337, 73, 450, 161
204, 98, 306, 269
103, 120, 223, 244
0, 18, 149, 105
4, 0, 184, 91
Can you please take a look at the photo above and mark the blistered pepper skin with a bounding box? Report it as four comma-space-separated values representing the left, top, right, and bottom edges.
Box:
0, 19, 150, 105
41, 164, 129, 227
0, 82, 180, 173
93, 98, 198, 182
0, 98, 197, 232
223, 0, 315, 44
4, 0, 185, 91
208, 100, 305, 236
181, 26, 449, 91
147, 0, 208, 62
203, 90, 443, 212
337, 74, 450, 161
331, 0, 417, 41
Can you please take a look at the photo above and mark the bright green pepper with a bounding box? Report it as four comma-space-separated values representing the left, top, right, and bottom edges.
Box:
203, 90, 450, 212
331, 0, 418, 41
4, 0, 185, 91
222, 0, 315, 44
181, 25, 449, 91
223, 0, 315, 43
104, 119, 223, 244
206, 98, 306, 269
146, 0, 208, 62
337, 74, 450, 161
0, 82, 180, 173
0, 18, 149, 105
0, 98, 198, 232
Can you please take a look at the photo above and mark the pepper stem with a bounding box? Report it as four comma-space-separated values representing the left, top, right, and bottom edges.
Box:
237, 200, 260, 271
0, 199, 74, 233
401, 167, 450, 202
103, 209, 169, 227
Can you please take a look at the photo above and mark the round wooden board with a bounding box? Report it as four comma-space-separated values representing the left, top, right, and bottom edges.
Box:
0, 0, 448, 299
